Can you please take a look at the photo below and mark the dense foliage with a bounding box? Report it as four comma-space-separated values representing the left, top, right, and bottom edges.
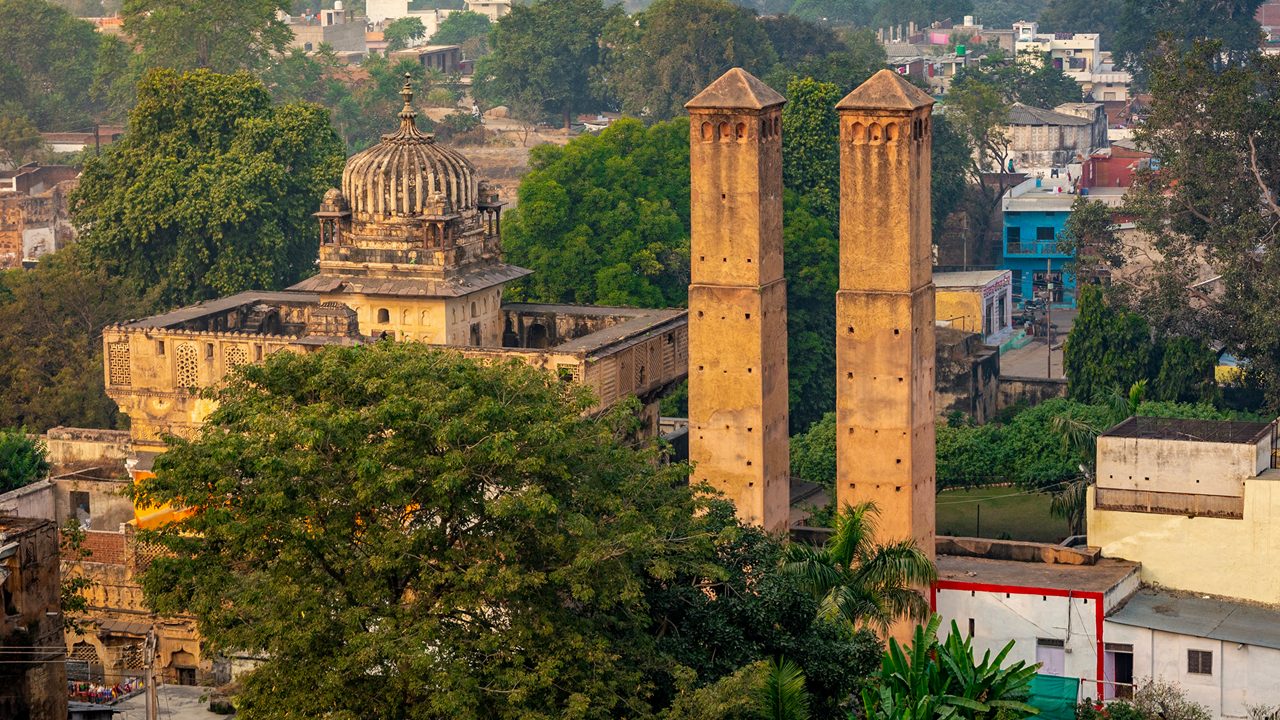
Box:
1111, 0, 1263, 83
72, 69, 345, 307
123, 0, 292, 73
134, 343, 890, 719
0, 0, 133, 129
0, 247, 151, 430
862, 616, 1039, 720
602, 0, 778, 121
263, 50, 439, 152
1066, 285, 1216, 405
473, 0, 619, 128
1116, 42, 1280, 408
783, 503, 937, 634
502, 118, 690, 307
792, 396, 1241, 494
0, 428, 49, 492
383, 16, 427, 52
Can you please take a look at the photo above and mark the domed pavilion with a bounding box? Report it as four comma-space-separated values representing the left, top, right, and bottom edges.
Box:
102, 76, 688, 453
289, 75, 530, 346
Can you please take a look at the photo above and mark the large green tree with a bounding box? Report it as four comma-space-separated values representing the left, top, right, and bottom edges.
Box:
650, 503, 883, 720
0, 247, 151, 430
383, 16, 426, 51
132, 342, 880, 719
1039, 0, 1122, 47
135, 343, 707, 719
1122, 42, 1280, 406
0, 0, 131, 129
972, 0, 1045, 28
473, 0, 619, 129
1064, 285, 1154, 403
430, 9, 491, 46
1113, 0, 1263, 82
72, 69, 345, 307
123, 0, 292, 72
602, 0, 778, 121
502, 118, 690, 307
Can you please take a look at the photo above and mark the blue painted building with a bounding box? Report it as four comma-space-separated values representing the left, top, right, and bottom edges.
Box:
1001, 178, 1076, 307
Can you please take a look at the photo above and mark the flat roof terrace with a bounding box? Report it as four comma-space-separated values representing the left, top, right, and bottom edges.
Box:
1102, 416, 1273, 445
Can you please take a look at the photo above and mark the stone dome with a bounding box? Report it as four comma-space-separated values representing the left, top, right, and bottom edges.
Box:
341, 75, 477, 220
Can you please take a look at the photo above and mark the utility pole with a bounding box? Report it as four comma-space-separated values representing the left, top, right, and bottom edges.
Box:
93, 124, 100, 157
144, 627, 158, 720
1046, 257, 1053, 379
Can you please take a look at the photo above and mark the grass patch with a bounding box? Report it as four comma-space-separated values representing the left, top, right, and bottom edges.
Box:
936, 486, 1069, 543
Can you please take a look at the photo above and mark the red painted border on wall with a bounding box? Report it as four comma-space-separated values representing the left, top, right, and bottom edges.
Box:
934, 579, 1106, 698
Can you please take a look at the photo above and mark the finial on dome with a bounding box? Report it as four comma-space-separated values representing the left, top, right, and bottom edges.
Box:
399, 73, 417, 127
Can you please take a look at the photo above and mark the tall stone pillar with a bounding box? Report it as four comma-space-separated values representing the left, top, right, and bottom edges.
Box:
685, 68, 790, 531
834, 70, 936, 556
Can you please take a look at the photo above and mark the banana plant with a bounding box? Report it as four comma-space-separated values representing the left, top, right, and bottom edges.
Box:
862, 615, 1041, 720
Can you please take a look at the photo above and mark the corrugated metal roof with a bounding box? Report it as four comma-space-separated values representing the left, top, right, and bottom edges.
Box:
1107, 589, 1280, 651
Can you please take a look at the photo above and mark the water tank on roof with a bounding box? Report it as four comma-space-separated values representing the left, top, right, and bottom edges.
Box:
335, 0, 343, 9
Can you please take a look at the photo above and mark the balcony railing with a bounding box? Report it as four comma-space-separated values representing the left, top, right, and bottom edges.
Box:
1094, 487, 1244, 519
1005, 240, 1070, 257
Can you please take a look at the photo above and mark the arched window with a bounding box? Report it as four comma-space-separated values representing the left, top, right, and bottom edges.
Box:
377, 308, 390, 323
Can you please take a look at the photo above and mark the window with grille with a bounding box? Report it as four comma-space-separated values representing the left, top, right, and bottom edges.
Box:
175, 343, 199, 388
108, 341, 131, 386
226, 344, 248, 369
1187, 649, 1213, 675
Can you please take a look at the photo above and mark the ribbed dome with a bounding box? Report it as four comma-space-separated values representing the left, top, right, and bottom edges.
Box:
341, 75, 477, 220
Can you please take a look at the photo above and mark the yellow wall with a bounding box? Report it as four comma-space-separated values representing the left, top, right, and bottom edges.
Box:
333, 286, 505, 345
1087, 480, 1280, 604
935, 289, 983, 335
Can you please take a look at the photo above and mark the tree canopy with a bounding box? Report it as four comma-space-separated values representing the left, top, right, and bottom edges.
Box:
1116, 42, 1280, 406
123, 0, 293, 72
72, 69, 345, 308
502, 118, 690, 308
133, 342, 886, 719
0, 428, 49, 492
383, 16, 427, 52
0, 0, 132, 128
1112, 0, 1263, 82
430, 9, 491, 46
602, 0, 778, 121
473, 0, 619, 128
0, 247, 151, 431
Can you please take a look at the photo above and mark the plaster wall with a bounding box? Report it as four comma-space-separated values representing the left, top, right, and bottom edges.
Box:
1103, 623, 1280, 719
936, 290, 982, 335
1087, 480, 1280, 603
936, 588, 1102, 683
1096, 435, 1266, 496
0, 480, 54, 521
44, 429, 130, 469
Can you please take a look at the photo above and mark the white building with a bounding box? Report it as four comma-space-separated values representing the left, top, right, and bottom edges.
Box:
1012, 21, 1133, 102
367, 0, 509, 25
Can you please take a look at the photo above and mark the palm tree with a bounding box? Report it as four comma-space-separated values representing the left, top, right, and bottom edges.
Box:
782, 502, 937, 635
758, 657, 811, 720
1048, 380, 1145, 536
